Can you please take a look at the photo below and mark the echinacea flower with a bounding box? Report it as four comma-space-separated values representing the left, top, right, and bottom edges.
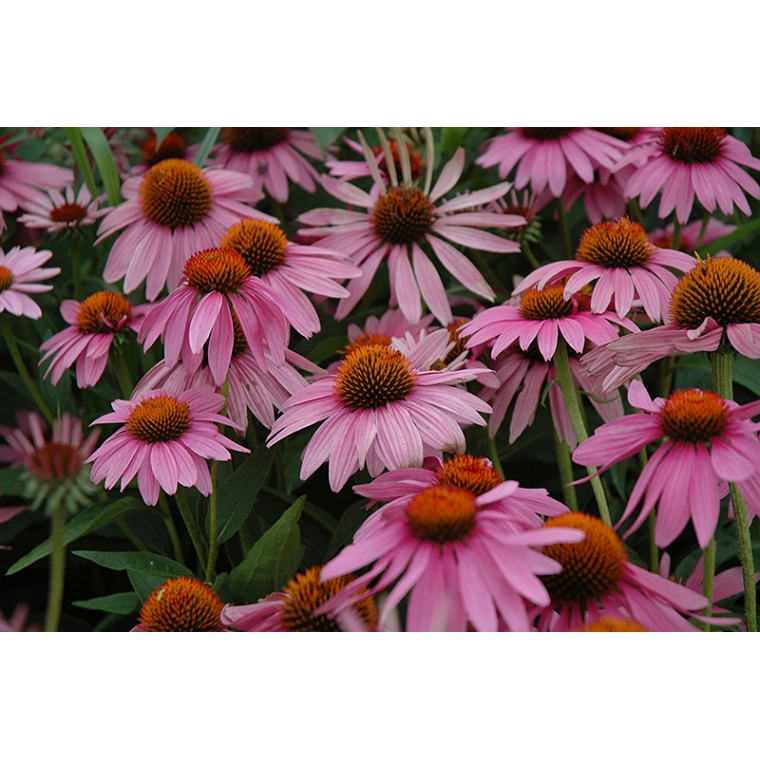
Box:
219, 218, 360, 335
0, 245, 60, 319
318, 482, 584, 631
619, 127, 760, 223
578, 617, 647, 631
39, 291, 142, 388
534, 512, 707, 631
134, 576, 226, 632
0, 411, 99, 514
138, 247, 303, 386
132, 131, 191, 175
267, 331, 493, 491
297, 144, 521, 325
97, 158, 274, 301
572, 381, 760, 547
513, 217, 695, 322
16, 184, 107, 233
87, 387, 249, 506
214, 128, 322, 203
648, 218, 736, 255
221, 566, 379, 632
326, 136, 426, 183
476, 128, 627, 197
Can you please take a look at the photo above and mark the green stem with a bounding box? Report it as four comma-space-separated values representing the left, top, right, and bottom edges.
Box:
699, 538, 716, 632
174, 487, 208, 570
556, 197, 573, 259
627, 198, 645, 226
44, 506, 67, 632
158, 493, 185, 565
671, 218, 682, 253
205, 459, 220, 583
484, 432, 505, 480
1, 313, 56, 426
711, 350, 757, 631
553, 339, 611, 525
70, 238, 83, 302
110, 346, 135, 399
521, 240, 542, 271
553, 425, 578, 511
695, 212, 711, 250
116, 517, 150, 552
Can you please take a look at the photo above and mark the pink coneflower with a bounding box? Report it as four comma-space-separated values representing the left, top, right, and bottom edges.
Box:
97, 158, 274, 301
318, 482, 584, 631
326, 136, 426, 183
476, 128, 627, 197
138, 247, 303, 386
460, 285, 637, 363
534, 512, 707, 631
297, 145, 521, 325
0, 135, 73, 231
354, 453, 569, 530
649, 218, 736, 254
39, 291, 142, 388
483, 344, 623, 447
619, 127, 760, 223
131, 131, 193, 175
222, 566, 379, 632
584, 256, 760, 390
87, 387, 249, 506
219, 218, 360, 336
513, 217, 695, 322
0, 245, 60, 320
214, 128, 322, 203
267, 332, 493, 491
134, 576, 226, 632
572, 380, 760, 548
0, 411, 99, 514
16, 184, 107, 233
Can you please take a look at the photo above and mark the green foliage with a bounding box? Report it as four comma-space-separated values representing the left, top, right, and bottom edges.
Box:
80, 127, 121, 206
73, 592, 140, 615
193, 127, 221, 168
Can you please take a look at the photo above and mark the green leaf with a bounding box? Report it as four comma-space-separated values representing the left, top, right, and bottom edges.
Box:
701, 216, 760, 255
80, 127, 121, 207
0, 467, 26, 496
193, 127, 221, 168
733, 356, 760, 397
73, 592, 139, 615
310, 128, 344, 156
325, 499, 370, 560
63, 127, 98, 198
6, 497, 146, 575
153, 128, 175, 151
216, 444, 274, 544
441, 127, 469, 155
225, 495, 305, 602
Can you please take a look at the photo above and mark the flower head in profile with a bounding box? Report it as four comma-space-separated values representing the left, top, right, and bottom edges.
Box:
573, 381, 760, 548
297, 131, 521, 325
326, 135, 426, 184
535, 512, 707, 631
0, 411, 99, 514
619, 127, 760, 223
267, 330, 493, 491
214, 128, 322, 203
97, 158, 274, 300
476, 128, 627, 197
0, 245, 60, 320
39, 291, 142, 388
17, 185, 107, 234
319, 482, 584, 631
132, 131, 191, 174
134, 576, 226, 632
513, 217, 695, 322
87, 387, 249, 506
222, 566, 379, 632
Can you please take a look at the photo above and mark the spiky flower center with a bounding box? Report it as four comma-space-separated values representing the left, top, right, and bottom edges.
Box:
435, 454, 503, 496
576, 217, 652, 268
278, 566, 378, 632
125, 396, 191, 443
371, 186, 436, 245
407, 485, 477, 543
519, 285, 574, 321
76, 291, 133, 334
669, 257, 760, 328
230, 312, 248, 358
335, 344, 417, 410
660, 127, 725, 165
444, 318, 469, 363
521, 128, 574, 141
220, 219, 288, 278
0, 265, 13, 292
580, 617, 647, 632
184, 248, 251, 293
659, 388, 728, 443
340, 333, 393, 358
28, 442, 83, 482
140, 158, 212, 229
50, 202, 88, 224
141, 133, 188, 167
541, 513, 626, 607
596, 128, 641, 141
138, 576, 224, 632
222, 127, 290, 154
